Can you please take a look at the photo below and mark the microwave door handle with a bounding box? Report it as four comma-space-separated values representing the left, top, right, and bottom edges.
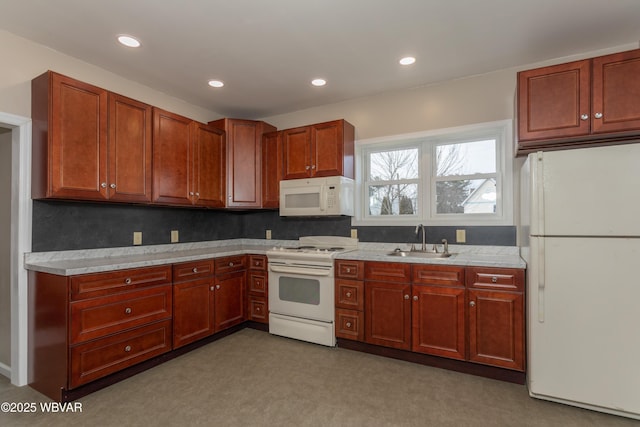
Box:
319, 184, 326, 211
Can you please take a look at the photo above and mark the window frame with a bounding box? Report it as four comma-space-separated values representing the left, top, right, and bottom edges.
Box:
353, 120, 513, 226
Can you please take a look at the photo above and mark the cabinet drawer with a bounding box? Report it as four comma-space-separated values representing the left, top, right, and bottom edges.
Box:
71, 266, 171, 300
248, 255, 267, 271
248, 295, 268, 323
248, 272, 267, 296
215, 255, 246, 274
335, 279, 364, 311
412, 265, 465, 287
69, 285, 172, 344
364, 262, 411, 283
336, 308, 364, 341
336, 260, 363, 280
173, 259, 214, 282
69, 319, 172, 388
466, 267, 524, 292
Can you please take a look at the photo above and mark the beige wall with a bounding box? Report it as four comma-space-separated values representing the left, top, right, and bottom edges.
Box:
0, 129, 11, 367
0, 30, 221, 123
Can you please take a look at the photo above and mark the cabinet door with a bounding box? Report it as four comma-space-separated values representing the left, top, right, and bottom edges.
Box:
49, 72, 108, 200
517, 60, 590, 143
262, 130, 282, 208
412, 285, 465, 360
214, 271, 246, 331
312, 120, 344, 177
173, 278, 215, 349
227, 120, 261, 207
152, 108, 193, 205
192, 122, 225, 208
108, 93, 152, 202
282, 126, 312, 179
365, 281, 411, 350
592, 49, 640, 134
468, 289, 524, 371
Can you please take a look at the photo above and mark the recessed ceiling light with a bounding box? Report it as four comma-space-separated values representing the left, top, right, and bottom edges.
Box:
311, 78, 327, 87
117, 35, 141, 48
399, 56, 416, 65
208, 80, 224, 88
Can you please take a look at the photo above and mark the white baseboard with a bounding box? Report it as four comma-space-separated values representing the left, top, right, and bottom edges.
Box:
0, 361, 11, 380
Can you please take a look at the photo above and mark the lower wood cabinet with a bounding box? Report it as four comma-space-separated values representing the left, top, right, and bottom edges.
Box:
29, 265, 174, 400
214, 270, 246, 331
349, 261, 525, 372
247, 255, 268, 323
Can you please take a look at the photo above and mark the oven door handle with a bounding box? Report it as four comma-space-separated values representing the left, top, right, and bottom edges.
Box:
269, 265, 332, 276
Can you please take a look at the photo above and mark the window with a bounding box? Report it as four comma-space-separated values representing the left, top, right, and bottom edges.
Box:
354, 120, 513, 226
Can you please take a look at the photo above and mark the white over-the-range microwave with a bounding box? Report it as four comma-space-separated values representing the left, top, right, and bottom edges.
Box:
279, 176, 354, 217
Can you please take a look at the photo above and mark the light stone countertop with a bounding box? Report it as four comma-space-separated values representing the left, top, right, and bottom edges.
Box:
24, 239, 526, 276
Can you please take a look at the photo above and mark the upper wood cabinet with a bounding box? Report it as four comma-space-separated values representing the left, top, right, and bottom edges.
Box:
153, 108, 225, 207
209, 118, 276, 208
282, 119, 355, 180
32, 71, 154, 202
261, 130, 282, 209
517, 48, 640, 154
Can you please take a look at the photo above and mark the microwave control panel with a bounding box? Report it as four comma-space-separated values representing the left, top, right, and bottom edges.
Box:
327, 186, 337, 209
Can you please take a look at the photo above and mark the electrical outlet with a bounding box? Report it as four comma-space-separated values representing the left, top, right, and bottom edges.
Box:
171, 230, 179, 243
133, 231, 143, 245
456, 229, 466, 243
351, 229, 358, 239
265, 229, 272, 240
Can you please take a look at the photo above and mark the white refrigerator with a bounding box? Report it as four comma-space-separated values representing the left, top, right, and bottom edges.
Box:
520, 144, 640, 420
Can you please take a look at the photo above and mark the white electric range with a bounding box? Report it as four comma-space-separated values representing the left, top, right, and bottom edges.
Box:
266, 236, 358, 346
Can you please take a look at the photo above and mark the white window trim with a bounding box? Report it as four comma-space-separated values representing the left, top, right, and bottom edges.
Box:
352, 119, 513, 227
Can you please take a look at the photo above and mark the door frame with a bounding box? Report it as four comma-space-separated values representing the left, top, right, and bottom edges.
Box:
0, 111, 32, 386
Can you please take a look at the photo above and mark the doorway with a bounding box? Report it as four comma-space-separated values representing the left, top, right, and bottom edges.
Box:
0, 112, 32, 387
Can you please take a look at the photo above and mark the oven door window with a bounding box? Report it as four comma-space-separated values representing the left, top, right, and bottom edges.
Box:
278, 276, 320, 305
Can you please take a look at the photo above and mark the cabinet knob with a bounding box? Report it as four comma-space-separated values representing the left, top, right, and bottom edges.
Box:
491, 276, 498, 283
580, 114, 589, 121
124, 345, 132, 352
470, 301, 476, 307
413, 295, 418, 301
255, 261, 260, 266
216, 285, 221, 290
305, 166, 310, 170
210, 286, 215, 291
101, 182, 107, 188
193, 267, 198, 273
311, 165, 316, 169
189, 191, 194, 196
346, 268, 351, 273
346, 292, 352, 298
594, 112, 603, 119
256, 280, 261, 286
124, 307, 132, 314
229, 262, 234, 267
195, 192, 200, 196
110, 183, 116, 189
256, 307, 261, 312
124, 278, 132, 285
404, 294, 410, 300
346, 322, 352, 328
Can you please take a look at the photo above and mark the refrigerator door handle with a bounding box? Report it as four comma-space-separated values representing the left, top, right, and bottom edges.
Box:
538, 237, 545, 323
536, 151, 546, 323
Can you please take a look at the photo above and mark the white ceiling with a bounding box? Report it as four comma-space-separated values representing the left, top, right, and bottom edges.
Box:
2, 0, 640, 119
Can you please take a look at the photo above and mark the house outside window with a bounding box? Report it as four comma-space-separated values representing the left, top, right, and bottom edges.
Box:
354, 120, 513, 226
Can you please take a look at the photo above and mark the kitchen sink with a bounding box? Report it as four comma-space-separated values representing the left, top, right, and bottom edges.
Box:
387, 249, 452, 258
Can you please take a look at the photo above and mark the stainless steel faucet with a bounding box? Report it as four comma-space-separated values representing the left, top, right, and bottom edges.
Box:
415, 224, 426, 252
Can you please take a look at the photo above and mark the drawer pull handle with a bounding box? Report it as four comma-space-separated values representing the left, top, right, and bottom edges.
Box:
125, 307, 132, 314
346, 322, 352, 328
124, 278, 132, 285
192, 267, 198, 273
124, 345, 132, 352
491, 276, 498, 283
346, 292, 352, 298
